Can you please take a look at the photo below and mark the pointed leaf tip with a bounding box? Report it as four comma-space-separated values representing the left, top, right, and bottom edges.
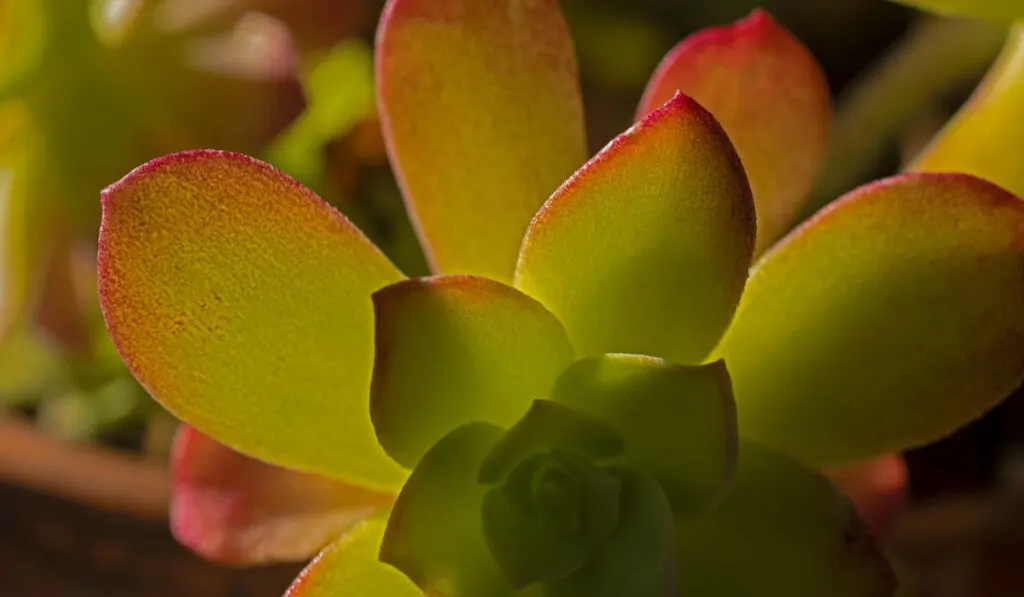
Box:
720, 172, 1024, 466
516, 93, 755, 365
98, 150, 406, 488
377, 0, 586, 283
639, 9, 831, 254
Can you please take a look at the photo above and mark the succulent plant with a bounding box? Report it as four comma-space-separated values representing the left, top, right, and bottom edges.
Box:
98, 1, 1024, 595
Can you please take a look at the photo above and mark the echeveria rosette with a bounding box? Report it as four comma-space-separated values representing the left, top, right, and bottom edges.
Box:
97, 2, 1024, 596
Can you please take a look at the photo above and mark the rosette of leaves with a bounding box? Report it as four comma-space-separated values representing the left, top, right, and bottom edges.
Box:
98, 1, 1024, 595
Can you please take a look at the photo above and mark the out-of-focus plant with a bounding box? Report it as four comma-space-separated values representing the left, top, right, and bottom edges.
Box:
98, 1, 1024, 595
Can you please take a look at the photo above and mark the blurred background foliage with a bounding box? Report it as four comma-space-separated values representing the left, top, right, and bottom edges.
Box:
0, 0, 1019, 556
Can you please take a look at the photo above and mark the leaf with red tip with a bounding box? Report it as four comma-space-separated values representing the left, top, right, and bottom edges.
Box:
718, 173, 1024, 467
171, 426, 394, 565
370, 275, 574, 468
285, 518, 422, 597
516, 93, 755, 366
98, 150, 406, 488
911, 25, 1024, 198
377, 0, 586, 283
638, 10, 831, 254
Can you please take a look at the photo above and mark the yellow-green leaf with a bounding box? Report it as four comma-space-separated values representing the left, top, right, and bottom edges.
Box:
516, 93, 755, 366
98, 150, 406, 488
377, 0, 586, 283
891, 0, 1024, 20
674, 440, 895, 596
285, 518, 422, 597
718, 173, 1024, 467
911, 24, 1024, 197
638, 10, 831, 255
370, 275, 574, 468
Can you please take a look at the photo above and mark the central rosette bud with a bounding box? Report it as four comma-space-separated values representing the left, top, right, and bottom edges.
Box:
481, 449, 623, 587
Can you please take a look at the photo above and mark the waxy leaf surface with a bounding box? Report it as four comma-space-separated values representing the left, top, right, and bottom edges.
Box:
371, 276, 574, 468
98, 151, 406, 488
638, 10, 830, 254
516, 94, 755, 366
674, 440, 894, 596
912, 25, 1024, 198
891, 0, 1024, 20
719, 173, 1024, 466
377, 0, 586, 283
381, 423, 513, 597
285, 518, 421, 597
171, 426, 393, 565
550, 354, 737, 513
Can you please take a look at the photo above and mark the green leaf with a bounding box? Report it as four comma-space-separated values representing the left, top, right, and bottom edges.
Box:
911, 24, 1024, 198
545, 468, 677, 597
718, 173, 1024, 466
550, 354, 737, 513
515, 93, 755, 366
890, 0, 1024, 20
377, 0, 586, 283
371, 275, 575, 468
98, 151, 407, 488
639, 9, 831, 255
674, 440, 894, 597
284, 517, 422, 597
380, 423, 514, 597
478, 400, 624, 484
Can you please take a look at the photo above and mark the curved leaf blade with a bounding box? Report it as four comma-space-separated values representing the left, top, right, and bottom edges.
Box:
890, 0, 1024, 20
638, 10, 831, 254
516, 93, 755, 366
285, 518, 422, 597
719, 173, 1024, 466
674, 440, 895, 597
377, 0, 586, 283
98, 150, 406, 488
171, 426, 393, 565
370, 275, 574, 468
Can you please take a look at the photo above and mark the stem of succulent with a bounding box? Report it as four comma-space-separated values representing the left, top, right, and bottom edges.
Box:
0, 414, 170, 519
803, 16, 1005, 218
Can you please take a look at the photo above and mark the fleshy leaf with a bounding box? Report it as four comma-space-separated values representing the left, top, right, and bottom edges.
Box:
97, 150, 407, 488
285, 518, 422, 597
550, 354, 737, 513
637, 10, 831, 254
380, 423, 514, 597
674, 440, 895, 596
515, 93, 755, 366
171, 426, 394, 565
545, 468, 677, 597
377, 0, 586, 283
890, 0, 1024, 20
371, 275, 574, 468
911, 24, 1024, 198
478, 400, 624, 484
718, 173, 1024, 467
